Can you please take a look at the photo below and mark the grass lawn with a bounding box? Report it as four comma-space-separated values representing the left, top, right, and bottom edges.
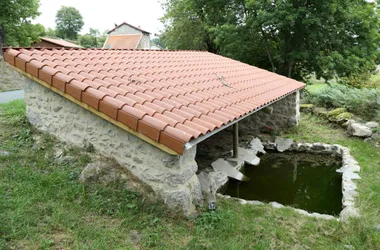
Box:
1, 100, 380, 249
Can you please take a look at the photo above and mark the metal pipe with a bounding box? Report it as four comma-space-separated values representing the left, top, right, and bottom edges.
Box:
233, 122, 239, 158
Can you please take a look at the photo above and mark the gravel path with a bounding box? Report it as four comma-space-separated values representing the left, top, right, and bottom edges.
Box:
0, 90, 24, 103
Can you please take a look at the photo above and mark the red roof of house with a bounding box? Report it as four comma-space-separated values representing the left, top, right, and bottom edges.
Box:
103, 34, 142, 49
3, 48, 305, 154
107, 22, 150, 34
38, 37, 82, 48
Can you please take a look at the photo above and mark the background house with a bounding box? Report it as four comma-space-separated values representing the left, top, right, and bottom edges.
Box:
34, 37, 82, 48
103, 22, 151, 49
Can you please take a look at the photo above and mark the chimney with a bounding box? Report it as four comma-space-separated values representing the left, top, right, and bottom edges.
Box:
138, 25, 141, 28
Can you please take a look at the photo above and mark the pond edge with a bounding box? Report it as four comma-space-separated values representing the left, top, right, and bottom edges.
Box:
202, 139, 361, 222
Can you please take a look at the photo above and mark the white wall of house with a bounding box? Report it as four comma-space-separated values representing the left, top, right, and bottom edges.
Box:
137, 34, 151, 49
109, 24, 143, 35
109, 24, 151, 49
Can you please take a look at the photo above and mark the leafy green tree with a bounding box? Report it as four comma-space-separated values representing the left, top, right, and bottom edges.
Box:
0, 0, 41, 49
45, 28, 57, 37
160, 0, 380, 85
5, 23, 45, 47
55, 6, 84, 40
79, 28, 105, 48
151, 37, 166, 49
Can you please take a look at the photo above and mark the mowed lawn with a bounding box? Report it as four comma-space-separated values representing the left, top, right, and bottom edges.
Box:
1, 100, 380, 249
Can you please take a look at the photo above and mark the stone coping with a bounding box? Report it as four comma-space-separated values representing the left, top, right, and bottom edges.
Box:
199, 138, 361, 222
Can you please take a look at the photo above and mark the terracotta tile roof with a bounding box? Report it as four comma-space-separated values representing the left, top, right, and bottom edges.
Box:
3, 48, 305, 154
103, 35, 142, 49
38, 37, 83, 48
107, 22, 150, 34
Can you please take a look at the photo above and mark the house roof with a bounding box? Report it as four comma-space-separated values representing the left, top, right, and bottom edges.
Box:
107, 22, 150, 34
103, 34, 142, 49
3, 48, 305, 154
38, 37, 83, 48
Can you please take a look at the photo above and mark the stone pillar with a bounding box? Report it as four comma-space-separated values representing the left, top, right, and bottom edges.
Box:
24, 78, 202, 215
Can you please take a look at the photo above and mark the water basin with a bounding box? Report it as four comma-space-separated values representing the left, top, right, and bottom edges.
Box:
223, 152, 342, 216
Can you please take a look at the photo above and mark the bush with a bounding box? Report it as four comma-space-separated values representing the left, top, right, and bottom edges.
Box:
303, 84, 380, 121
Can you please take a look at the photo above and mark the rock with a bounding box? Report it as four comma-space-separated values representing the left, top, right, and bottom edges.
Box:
327, 108, 347, 117
269, 201, 284, 208
54, 148, 64, 158
55, 155, 76, 165
129, 230, 141, 245
347, 121, 372, 138
341, 120, 350, 128
0, 151, 10, 156
311, 143, 326, 151
311, 213, 336, 220
247, 200, 264, 205
275, 137, 293, 152
365, 121, 379, 128
197, 172, 217, 193
371, 132, 380, 140
343, 172, 361, 180
239, 199, 248, 205
364, 138, 373, 144
79, 161, 125, 184
340, 207, 360, 222
249, 138, 266, 155
263, 141, 276, 150
294, 209, 310, 216
336, 164, 360, 173
300, 104, 314, 112
335, 112, 354, 124
313, 107, 328, 117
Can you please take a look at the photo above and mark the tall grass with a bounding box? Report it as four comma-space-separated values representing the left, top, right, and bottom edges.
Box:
303, 84, 380, 121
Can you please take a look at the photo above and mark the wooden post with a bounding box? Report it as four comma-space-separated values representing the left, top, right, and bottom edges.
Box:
233, 122, 238, 158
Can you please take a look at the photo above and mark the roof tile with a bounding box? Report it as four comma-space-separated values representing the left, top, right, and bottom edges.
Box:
4, 48, 305, 154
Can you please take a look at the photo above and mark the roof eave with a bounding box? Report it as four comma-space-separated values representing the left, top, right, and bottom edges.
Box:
184, 87, 304, 150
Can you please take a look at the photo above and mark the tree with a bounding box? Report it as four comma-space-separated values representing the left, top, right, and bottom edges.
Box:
55, 6, 84, 40
45, 28, 57, 37
151, 37, 166, 49
5, 23, 45, 46
0, 0, 40, 49
160, 0, 380, 85
79, 28, 105, 48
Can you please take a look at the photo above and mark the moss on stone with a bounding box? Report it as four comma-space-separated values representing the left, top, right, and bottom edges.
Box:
335, 112, 354, 125
300, 104, 314, 108
327, 108, 347, 117
336, 112, 353, 120
313, 107, 328, 117
300, 104, 314, 113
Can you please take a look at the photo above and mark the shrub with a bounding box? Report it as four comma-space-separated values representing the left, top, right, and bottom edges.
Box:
303, 84, 380, 121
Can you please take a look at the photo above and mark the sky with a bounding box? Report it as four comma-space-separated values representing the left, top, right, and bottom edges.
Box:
33, 0, 165, 37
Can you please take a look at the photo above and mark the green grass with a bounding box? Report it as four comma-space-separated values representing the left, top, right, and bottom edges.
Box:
1, 101, 380, 249
305, 83, 329, 94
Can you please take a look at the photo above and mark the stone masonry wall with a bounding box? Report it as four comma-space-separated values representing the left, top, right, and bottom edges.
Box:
0, 58, 26, 91
24, 78, 202, 215
241, 91, 300, 133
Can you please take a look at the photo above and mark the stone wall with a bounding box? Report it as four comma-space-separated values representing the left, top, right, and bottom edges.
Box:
23, 78, 202, 215
241, 91, 300, 133
0, 58, 25, 92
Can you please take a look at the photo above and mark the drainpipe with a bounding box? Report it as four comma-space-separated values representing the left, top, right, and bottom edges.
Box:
233, 122, 239, 158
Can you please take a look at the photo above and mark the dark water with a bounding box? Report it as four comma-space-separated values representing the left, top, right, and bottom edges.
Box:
223, 152, 343, 215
